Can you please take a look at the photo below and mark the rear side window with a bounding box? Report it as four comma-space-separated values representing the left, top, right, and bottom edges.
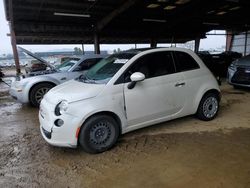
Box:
174, 51, 200, 72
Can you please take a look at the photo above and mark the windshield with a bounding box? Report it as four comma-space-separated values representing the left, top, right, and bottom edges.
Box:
56, 60, 79, 72
79, 53, 136, 84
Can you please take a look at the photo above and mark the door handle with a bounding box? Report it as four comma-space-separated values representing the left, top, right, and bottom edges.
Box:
175, 82, 185, 87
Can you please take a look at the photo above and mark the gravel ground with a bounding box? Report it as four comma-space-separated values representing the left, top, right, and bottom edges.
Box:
0, 81, 250, 188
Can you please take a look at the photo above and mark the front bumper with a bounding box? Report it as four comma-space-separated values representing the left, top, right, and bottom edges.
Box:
39, 98, 80, 148
9, 86, 29, 103
228, 67, 250, 88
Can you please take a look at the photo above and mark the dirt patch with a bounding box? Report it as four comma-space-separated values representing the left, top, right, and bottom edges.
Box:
0, 82, 250, 187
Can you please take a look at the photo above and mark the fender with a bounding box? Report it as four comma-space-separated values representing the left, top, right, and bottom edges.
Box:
22, 75, 61, 103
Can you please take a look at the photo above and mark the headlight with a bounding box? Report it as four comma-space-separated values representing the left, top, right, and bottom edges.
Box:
55, 100, 68, 116
228, 62, 237, 71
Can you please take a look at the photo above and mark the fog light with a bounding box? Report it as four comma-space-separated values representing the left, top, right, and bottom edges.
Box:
55, 119, 64, 127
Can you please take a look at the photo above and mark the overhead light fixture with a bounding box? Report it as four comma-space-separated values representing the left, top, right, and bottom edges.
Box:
54, 12, 91, 18
230, 6, 241, 11
175, 0, 190, 5
207, 10, 215, 14
143, 18, 167, 23
164, 5, 176, 10
147, 4, 160, 8
217, 11, 227, 15
226, 0, 239, 2
157, 0, 168, 2
203, 22, 220, 26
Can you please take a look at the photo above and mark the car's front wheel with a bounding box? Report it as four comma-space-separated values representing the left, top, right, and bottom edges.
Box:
79, 115, 119, 154
29, 83, 54, 107
196, 92, 220, 121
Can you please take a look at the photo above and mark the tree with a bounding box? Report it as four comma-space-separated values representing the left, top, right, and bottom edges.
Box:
113, 48, 121, 54
74, 47, 82, 55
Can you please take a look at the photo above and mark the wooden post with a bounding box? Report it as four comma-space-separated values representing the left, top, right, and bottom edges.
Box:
9, 23, 21, 74
226, 30, 233, 52
8, 0, 21, 74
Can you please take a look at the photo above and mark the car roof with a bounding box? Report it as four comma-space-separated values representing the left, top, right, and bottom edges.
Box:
78, 54, 108, 61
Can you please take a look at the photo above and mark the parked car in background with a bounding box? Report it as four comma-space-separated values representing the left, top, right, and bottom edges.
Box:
228, 54, 250, 88
197, 51, 242, 78
10, 52, 106, 107
53, 56, 81, 67
39, 48, 221, 154
60, 56, 81, 64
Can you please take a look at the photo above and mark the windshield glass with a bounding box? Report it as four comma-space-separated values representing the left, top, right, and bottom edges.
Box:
56, 60, 79, 72
80, 53, 136, 84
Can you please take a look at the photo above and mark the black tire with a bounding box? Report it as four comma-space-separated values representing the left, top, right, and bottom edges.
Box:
79, 115, 119, 154
29, 83, 54, 107
196, 92, 219, 121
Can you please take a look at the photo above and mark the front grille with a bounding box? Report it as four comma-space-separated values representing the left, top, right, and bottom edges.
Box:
231, 67, 250, 85
42, 127, 51, 139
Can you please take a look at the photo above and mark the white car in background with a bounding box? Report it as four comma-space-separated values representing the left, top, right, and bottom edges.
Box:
10, 49, 106, 107
39, 48, 221, 153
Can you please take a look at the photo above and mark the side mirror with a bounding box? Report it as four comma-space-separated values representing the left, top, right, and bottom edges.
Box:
130, 72, 145, 82
128, 72, 145, 89
73, 66, 82, 72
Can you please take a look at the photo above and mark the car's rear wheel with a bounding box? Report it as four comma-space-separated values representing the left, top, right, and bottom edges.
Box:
79, 115, 119, 154
196, 92, 219, 121
30, 83, 54, 107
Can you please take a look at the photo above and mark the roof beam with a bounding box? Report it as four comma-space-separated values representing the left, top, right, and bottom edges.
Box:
96, 0, 137, 31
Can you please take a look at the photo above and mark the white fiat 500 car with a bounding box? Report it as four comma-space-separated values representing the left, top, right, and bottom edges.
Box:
10, 49, 106, 107
39, 48, 221, 153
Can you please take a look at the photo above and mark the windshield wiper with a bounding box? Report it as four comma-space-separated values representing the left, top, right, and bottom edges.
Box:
78, 74, 96, 83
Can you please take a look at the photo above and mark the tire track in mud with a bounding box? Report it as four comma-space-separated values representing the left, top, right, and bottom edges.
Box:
1, 83, 250, 187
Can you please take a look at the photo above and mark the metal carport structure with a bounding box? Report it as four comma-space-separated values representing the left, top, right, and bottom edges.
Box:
4, 0, 250, 73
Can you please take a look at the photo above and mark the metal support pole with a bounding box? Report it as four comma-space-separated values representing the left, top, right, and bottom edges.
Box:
150, 39, 157, 48
135, 44, 137, 49
194, 38, 200, 53
94, 33, 100, 54
82, 44, 85, 55
9, 23, 21, 74
244, 31, 248, 56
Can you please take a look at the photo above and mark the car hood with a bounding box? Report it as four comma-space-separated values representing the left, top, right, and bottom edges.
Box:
234, 55, 250, 67
44, 80, 105, 104
18, 47, 55, 70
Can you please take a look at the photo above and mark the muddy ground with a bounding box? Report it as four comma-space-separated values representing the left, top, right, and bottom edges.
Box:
0, 80, 250, 188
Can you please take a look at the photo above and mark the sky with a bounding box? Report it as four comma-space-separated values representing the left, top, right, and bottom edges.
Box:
0, 0, 226, 54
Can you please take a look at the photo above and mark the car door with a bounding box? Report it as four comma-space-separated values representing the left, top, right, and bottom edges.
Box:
173, 51, 202, 110
123, 51, 187, 128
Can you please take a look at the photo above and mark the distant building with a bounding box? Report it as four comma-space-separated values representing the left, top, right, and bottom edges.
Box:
34, 51, 108, 57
